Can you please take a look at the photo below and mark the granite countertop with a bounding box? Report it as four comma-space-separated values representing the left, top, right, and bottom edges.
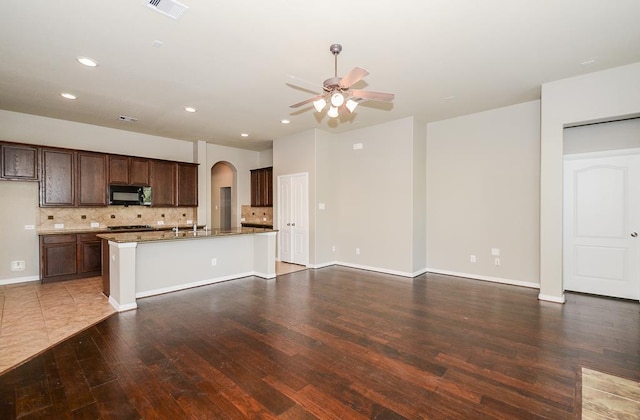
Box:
97, 227, 276, 244
37, 225, 199, 235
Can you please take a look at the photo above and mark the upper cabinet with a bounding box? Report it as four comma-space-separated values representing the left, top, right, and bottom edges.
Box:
41, 149, 108, 207
177, 163, 198, 207
40, 148, 75, 207
150, 160, 177, 207
250, 166, 273, 207
1, 143, 39, 180
2, 141, 197, 208
77, 152, 107, 206
109, 155, 149, 186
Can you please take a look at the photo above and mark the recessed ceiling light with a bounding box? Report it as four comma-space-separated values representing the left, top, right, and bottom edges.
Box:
184, 107, 196, 113
280, 119, 290, 124
76, 56, 98, 67
240, 133, 249, 137
60, 93, 77, 100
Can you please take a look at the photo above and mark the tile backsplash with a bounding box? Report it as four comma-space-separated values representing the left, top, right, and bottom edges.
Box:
241, 205, 272, 225
39, 207, 196, 230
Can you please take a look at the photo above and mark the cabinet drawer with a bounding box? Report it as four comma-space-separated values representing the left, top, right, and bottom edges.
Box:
41, 234, 76, 244
77, 233, 99, 242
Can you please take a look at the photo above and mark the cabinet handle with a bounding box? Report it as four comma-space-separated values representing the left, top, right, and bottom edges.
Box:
632, 232, 638, 238
286, 223, 291, 226
291, 223, 295, 227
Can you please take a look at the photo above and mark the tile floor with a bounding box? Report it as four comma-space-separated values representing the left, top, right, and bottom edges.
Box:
582, 367, 640, 419
0, 277, 115, 375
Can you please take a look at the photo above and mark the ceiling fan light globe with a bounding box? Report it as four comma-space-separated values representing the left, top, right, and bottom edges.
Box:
346, 99, 358, 113
330, 92, 345, 107
327, 106, 339, 118
313, 98, 327, 113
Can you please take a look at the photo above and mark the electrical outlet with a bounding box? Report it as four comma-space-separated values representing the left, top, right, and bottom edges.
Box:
24, 225, 35, 230
54, 223, 64, 229
356, 248, 360, 255
90, 222, 99, 228
157, 220, 165, 225
491, 248, 500, 256
332, 245, 336, 252
470, 255, 476, 263
495, 258, 500, 266
187, 219, 193, 224
10, 261, 25, 271
211, 258, 217, 266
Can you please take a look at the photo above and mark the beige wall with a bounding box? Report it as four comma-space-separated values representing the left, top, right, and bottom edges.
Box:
0, 110, 194, 161
426, 101, 541, 286
0, 182, 39, 282
540, 61, 640, 301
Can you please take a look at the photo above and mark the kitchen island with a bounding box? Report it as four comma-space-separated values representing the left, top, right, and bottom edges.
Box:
97, 227, 276, 312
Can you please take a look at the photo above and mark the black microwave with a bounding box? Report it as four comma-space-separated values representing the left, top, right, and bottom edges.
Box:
109, 185, 152, 206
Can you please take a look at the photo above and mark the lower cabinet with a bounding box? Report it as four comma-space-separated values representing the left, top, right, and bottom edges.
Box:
40, 233, 102, 282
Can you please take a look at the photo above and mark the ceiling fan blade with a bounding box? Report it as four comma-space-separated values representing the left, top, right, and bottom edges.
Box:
339, 67, 369, 89
287, 74, 324, 90
290, 94, 324, 108
350, 90, 395, 102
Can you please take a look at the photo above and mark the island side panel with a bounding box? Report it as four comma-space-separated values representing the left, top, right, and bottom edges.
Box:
108, 241, 138, 312
135, 235, 255, 298
253, 232, 276, 279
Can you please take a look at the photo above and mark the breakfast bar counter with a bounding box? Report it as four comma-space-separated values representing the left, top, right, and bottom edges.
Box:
97, 227, 277, 312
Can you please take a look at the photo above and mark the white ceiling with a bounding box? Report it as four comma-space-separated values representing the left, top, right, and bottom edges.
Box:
1, 1, 639, 151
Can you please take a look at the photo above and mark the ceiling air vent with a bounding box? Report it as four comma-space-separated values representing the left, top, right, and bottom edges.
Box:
146, 0, 188, 20
118, 115, 138, 123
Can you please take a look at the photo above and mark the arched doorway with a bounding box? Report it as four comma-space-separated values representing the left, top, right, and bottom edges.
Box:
211, 162, 237, 229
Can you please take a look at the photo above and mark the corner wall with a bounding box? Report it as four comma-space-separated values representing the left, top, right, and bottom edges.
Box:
540, 62, 640, 302
426, 101, 541, 287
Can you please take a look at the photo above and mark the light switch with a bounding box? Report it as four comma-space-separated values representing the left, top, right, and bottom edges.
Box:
491, 248, 500, 256
319, 203, 325, 210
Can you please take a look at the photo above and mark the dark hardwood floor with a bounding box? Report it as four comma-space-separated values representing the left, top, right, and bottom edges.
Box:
1, 266, 638, 419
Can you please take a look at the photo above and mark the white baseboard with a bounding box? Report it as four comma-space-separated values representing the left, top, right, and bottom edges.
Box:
135, 271, 255, 299
426, 268, 540, 289
307, 261, 337, 269
0, 275, 40, 286
335, 262, 417, 278
108, 296, 138, 312
538, 293, 566, 303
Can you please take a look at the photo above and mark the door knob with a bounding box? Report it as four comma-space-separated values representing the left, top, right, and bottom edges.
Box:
632, 232, 638, 237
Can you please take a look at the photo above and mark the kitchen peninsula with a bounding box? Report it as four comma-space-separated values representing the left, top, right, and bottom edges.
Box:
98, 227, 276, 312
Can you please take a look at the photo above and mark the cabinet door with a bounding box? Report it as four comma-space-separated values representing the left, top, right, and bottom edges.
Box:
1, 144, 38, 180
78, 234, 102, 274
263, 167, 273, 207
129, 158, 150, 185
77, 152, 107, 206
40, 235, 78, 281
41, 149, 75, 207
150, 160, 177, 206
177, 163, 198, 207
109, 155, 129, 184
250, 169, 260, 207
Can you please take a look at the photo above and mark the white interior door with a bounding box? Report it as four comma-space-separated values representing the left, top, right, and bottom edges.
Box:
277, 173, 308, 265
563, 152, 640, 300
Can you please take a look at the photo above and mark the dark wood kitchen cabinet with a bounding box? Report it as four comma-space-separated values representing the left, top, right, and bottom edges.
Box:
177, 163, 198, 207
77, 152, 107, 206
150, 160, 177, 206
250, 166, 273, 207
40, 148, 75, 207
40, 233, 102, 283
109, 155, 149, 186
1, 143, 39, 180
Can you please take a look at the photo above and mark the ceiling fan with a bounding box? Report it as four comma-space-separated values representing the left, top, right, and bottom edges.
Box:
289, 44, 394, 118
